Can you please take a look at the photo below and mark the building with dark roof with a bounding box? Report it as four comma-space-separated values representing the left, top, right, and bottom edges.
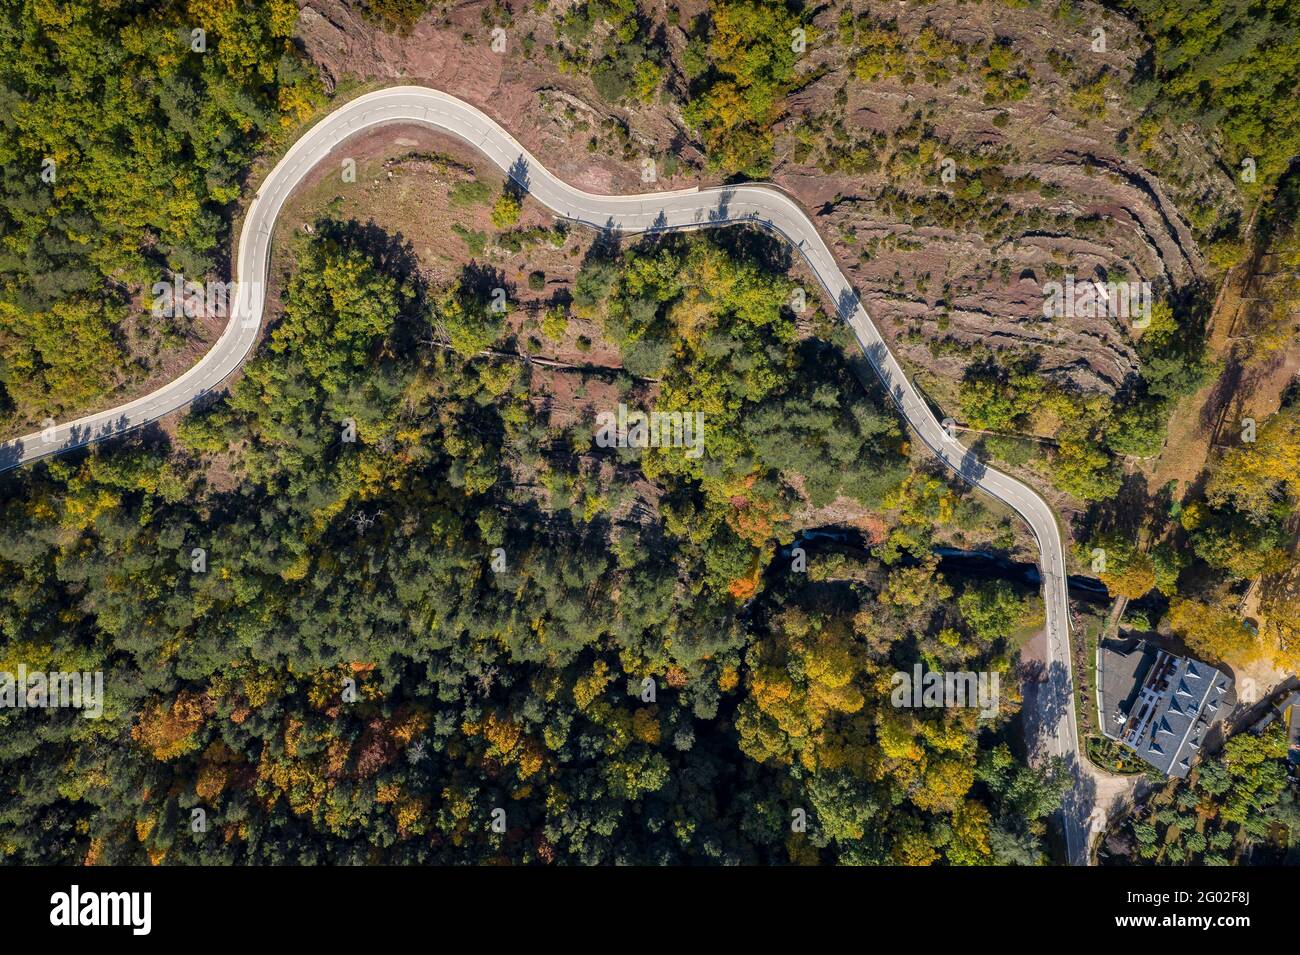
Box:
1096, 638, 1234, 778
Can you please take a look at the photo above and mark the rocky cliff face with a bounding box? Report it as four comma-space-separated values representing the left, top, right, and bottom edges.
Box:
295, 0, 1239, 398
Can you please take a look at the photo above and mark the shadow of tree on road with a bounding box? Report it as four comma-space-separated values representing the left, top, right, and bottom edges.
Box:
507, 154, 531, 198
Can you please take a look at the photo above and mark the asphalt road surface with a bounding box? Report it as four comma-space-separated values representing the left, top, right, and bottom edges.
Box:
0, 86, 1089, 864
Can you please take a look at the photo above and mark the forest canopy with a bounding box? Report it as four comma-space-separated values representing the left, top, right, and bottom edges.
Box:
0, 0, 319, 426
0, 225, 1061, 864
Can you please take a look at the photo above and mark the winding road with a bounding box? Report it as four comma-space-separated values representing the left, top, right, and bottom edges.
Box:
0, 86, 1090, 864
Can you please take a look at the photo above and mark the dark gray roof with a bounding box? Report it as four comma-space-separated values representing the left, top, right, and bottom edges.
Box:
1098, 639, 1150, 738
1096, 639, 1232, 778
